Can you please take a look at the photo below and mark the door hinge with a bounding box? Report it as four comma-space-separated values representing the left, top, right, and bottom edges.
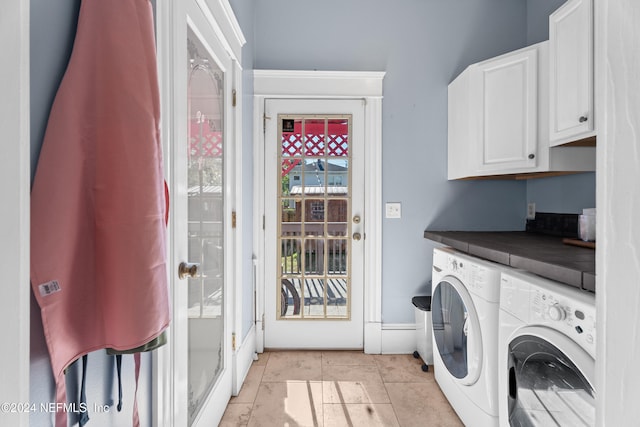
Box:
232, 211, 237, 229
262, 314, 265, 330
263, 114, 271, 134
232, 332, 236, 351
232, 89, 237, 107
262, 215, 265, 230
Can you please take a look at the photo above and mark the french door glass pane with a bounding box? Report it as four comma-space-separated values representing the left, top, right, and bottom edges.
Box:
187, 27, 224, 425
277, 115, 352, 320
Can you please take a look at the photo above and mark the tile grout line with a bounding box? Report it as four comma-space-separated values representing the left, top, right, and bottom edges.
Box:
376, 355, 403, 427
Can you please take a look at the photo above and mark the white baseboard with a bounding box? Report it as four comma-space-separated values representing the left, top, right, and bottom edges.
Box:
252, 321, 416, 357
232, 325, 257, 396
365, 322, 417, 354
381, 323, 418, 354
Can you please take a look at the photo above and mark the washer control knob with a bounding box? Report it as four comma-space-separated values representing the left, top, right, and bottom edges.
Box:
548, 303, 566, 321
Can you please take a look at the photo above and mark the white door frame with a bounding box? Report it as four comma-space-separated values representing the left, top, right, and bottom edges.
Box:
155, 0, 246, 425
0, 0, 30, 426
253, 70, 385, 353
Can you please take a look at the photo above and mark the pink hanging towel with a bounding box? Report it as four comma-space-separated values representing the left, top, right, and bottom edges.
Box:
30, 0, 170, 426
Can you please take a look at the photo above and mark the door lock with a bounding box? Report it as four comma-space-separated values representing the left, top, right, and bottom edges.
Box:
353, 215, 361, 224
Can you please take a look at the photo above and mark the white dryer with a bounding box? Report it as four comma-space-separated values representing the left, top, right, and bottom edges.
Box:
498, 269, 596, 426
431, 247, 507, 426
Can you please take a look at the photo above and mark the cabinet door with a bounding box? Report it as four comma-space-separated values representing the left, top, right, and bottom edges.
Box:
549, 0, 593, 145
475, 48, 538, 173
447, 70, 472, 180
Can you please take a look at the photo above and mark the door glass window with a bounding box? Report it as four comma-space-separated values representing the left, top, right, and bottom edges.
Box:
432, 281, 468, 379
278, 116, 351, 319
507, 335, 595, 426
186, 27, 224, 425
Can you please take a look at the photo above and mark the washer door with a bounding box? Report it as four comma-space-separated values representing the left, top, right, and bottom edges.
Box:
507, 327, 595, 426
432, 276, 482, 385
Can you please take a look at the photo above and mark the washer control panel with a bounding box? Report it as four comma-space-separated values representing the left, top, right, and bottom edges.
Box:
501, 270, 596, 357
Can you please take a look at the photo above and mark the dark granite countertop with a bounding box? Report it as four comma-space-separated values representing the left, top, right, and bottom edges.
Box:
423, 230, 595, 293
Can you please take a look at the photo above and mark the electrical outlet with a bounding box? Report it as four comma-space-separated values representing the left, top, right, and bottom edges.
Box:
527, 202, 536, 220
385, 202, 402, 219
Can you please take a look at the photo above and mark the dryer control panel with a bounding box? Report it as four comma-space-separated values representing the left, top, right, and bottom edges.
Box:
501, 270, 596, 357
433, 247, 501, 302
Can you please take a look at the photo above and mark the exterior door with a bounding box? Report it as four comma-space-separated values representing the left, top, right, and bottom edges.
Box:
264, 99, 365, 348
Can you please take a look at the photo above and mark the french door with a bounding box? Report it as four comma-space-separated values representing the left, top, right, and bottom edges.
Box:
158, 1, 237, 425
264, 99, 365, 349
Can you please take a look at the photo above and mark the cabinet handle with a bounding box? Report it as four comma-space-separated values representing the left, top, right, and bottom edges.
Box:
528, 154, 535, 160
579, 116, 588, 123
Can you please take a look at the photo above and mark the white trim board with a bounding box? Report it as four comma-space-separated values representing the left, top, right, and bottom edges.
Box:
232, 324, 257, 396
253, 70, 385, 353
381, 324, 420, 354
198, 0, 245, 62
364, 323, 421, 355
0, 0, 30, 426
254, 70, 385, 98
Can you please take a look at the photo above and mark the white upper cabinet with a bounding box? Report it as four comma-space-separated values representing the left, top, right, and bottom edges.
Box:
449, 43, 549, 179
474, 46, 540, 174
549, 0, 594, 146
448, 41, 595, 180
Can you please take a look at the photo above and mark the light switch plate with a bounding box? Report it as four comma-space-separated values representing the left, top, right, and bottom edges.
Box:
386, 202, 402, 219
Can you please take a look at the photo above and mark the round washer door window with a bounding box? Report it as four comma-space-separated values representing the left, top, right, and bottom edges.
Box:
432, 277, 482, 384
507, 334, 595, 426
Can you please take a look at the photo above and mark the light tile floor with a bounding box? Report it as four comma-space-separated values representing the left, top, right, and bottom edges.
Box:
220, 351, 463, 427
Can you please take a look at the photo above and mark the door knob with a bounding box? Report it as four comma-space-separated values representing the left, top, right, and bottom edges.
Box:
353, 232, 362, 241
178, 262, 199, 279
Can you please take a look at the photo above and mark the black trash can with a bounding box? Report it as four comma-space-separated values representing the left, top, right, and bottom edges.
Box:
412, 296, 433, 372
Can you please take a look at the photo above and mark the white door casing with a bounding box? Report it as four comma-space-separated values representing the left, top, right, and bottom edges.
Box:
253, 70, 384, 353
0, 0, 30, 426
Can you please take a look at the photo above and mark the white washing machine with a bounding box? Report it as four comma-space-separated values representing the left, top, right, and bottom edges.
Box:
498, 269, 596, 426
431, 247, 507, 426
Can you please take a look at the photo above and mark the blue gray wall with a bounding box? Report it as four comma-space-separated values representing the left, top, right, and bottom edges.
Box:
527, 173, 596, 213
30, 0, 151, 425
527, 0, 567, 44
252, 0, 531, 323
